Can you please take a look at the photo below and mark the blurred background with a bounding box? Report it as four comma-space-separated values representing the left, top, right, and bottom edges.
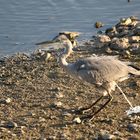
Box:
0, 0, 140, 57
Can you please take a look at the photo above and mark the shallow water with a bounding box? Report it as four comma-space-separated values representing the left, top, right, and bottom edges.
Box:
0, 0, 140, 57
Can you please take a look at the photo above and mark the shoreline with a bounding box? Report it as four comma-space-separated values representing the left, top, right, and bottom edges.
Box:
0, 16, 140, 139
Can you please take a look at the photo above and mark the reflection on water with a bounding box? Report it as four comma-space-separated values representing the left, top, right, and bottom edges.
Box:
0, 0, 140, 57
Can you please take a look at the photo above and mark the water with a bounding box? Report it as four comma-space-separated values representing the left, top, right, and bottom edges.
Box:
0, 0, 140, 57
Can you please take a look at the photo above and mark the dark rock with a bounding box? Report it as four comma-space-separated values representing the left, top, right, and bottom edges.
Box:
94, 22, 104, 28
127, 123, 139, 132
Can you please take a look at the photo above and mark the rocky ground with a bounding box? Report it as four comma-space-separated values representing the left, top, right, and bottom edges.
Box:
0, 16, 140, 139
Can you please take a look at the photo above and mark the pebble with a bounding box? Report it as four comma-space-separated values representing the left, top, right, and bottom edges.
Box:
94, 21, 104, 28
53, 101, 62, 107
131, 43, 140, 50
128, 136, 139, 140
56, 92, 64, 98
100, 118, 114, 125
45, 53, 51, 61
94, 35, 111, 48
39, 117, 46, 122
136, 81, 140, 87
48, 136, 57, 139
0, 98, 11, 104
119, 17, 132, 26
127, 123, 139, 132
4, 121, 17, 128
50, 87, 60, 92
129, 36, 140, 43
97, 35, 111, 43
105, 27, 118, 38
96, 130, 116, 140
73, 117, 82, 124
110, 38, 129, 50
113, 131, 123, 137
62, 112, 72, 116
121, 50, 131, 58
105, 47, 113, 54
5, 98, 12, 103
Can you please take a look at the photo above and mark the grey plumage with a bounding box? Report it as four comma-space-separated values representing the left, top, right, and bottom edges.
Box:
59, 39, 140, 86
70, 56, 140, 85
57, 39, 140, 121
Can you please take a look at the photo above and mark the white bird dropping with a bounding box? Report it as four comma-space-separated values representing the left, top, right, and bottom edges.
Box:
126, 106, 140, 116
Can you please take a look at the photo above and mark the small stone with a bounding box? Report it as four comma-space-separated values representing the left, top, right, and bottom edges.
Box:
73, 117, 82, 124
5, 98, 12, 103
105, 47, 113, 54
5, 121, 17, 128
122, 50, 131, 58
94, 21, 104, 28
54, 101, 62, 107
48, 136, 56, 139
128, 136, 139, 140
120, 17, 132, 26
130, 16, 138, 21
50, 115, 57, 120
105, 27, 118, 38
96, 130, 116, 140
136, 80, 140, 87
127, 123, 139, 132
97, 30, 103, 34
97, 35, 111, 43
129, 36, 140, 43
0, 98, 11, 104
50, 87, 60, 92
39, 117, 46, 122
94, 35, 111, 48
110, 37, 129, 50
27, 112, 36, 116
131, 47, 140, 54
62, 112, 72, 116
56, 92, 64, 98
131, 43, 140, 50
100, 118, 114, 125
45, 52, 51, 61
113, 131, 123, 137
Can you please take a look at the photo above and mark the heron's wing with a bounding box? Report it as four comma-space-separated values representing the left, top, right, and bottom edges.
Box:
73, 59, 104, 85
73, 57, 130, 84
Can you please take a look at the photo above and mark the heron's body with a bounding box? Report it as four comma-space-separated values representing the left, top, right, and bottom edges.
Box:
59, 40, 140, 93
45, 38, 140, 121
65, 57, 131, 85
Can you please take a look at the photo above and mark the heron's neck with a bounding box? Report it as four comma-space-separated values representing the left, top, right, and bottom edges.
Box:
59, 42, 73, 69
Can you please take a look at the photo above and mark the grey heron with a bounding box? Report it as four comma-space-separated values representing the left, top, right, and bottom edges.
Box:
40, 38, 140, 121
36, 31, 80, 49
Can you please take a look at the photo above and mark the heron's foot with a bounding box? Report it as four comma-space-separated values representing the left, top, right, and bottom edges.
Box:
71, 108, 84, 114
78, 106, 96, 114
77, 107, 89, 114
80, 114, 95, 123
72, 107, 85, 114
82, 108, 92, 114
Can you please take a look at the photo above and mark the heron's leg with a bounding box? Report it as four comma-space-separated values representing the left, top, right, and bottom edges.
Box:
78, 95, 104, 113
78, 90, 108, 113
115, 83, 133, 108
80, 92, 113, 122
